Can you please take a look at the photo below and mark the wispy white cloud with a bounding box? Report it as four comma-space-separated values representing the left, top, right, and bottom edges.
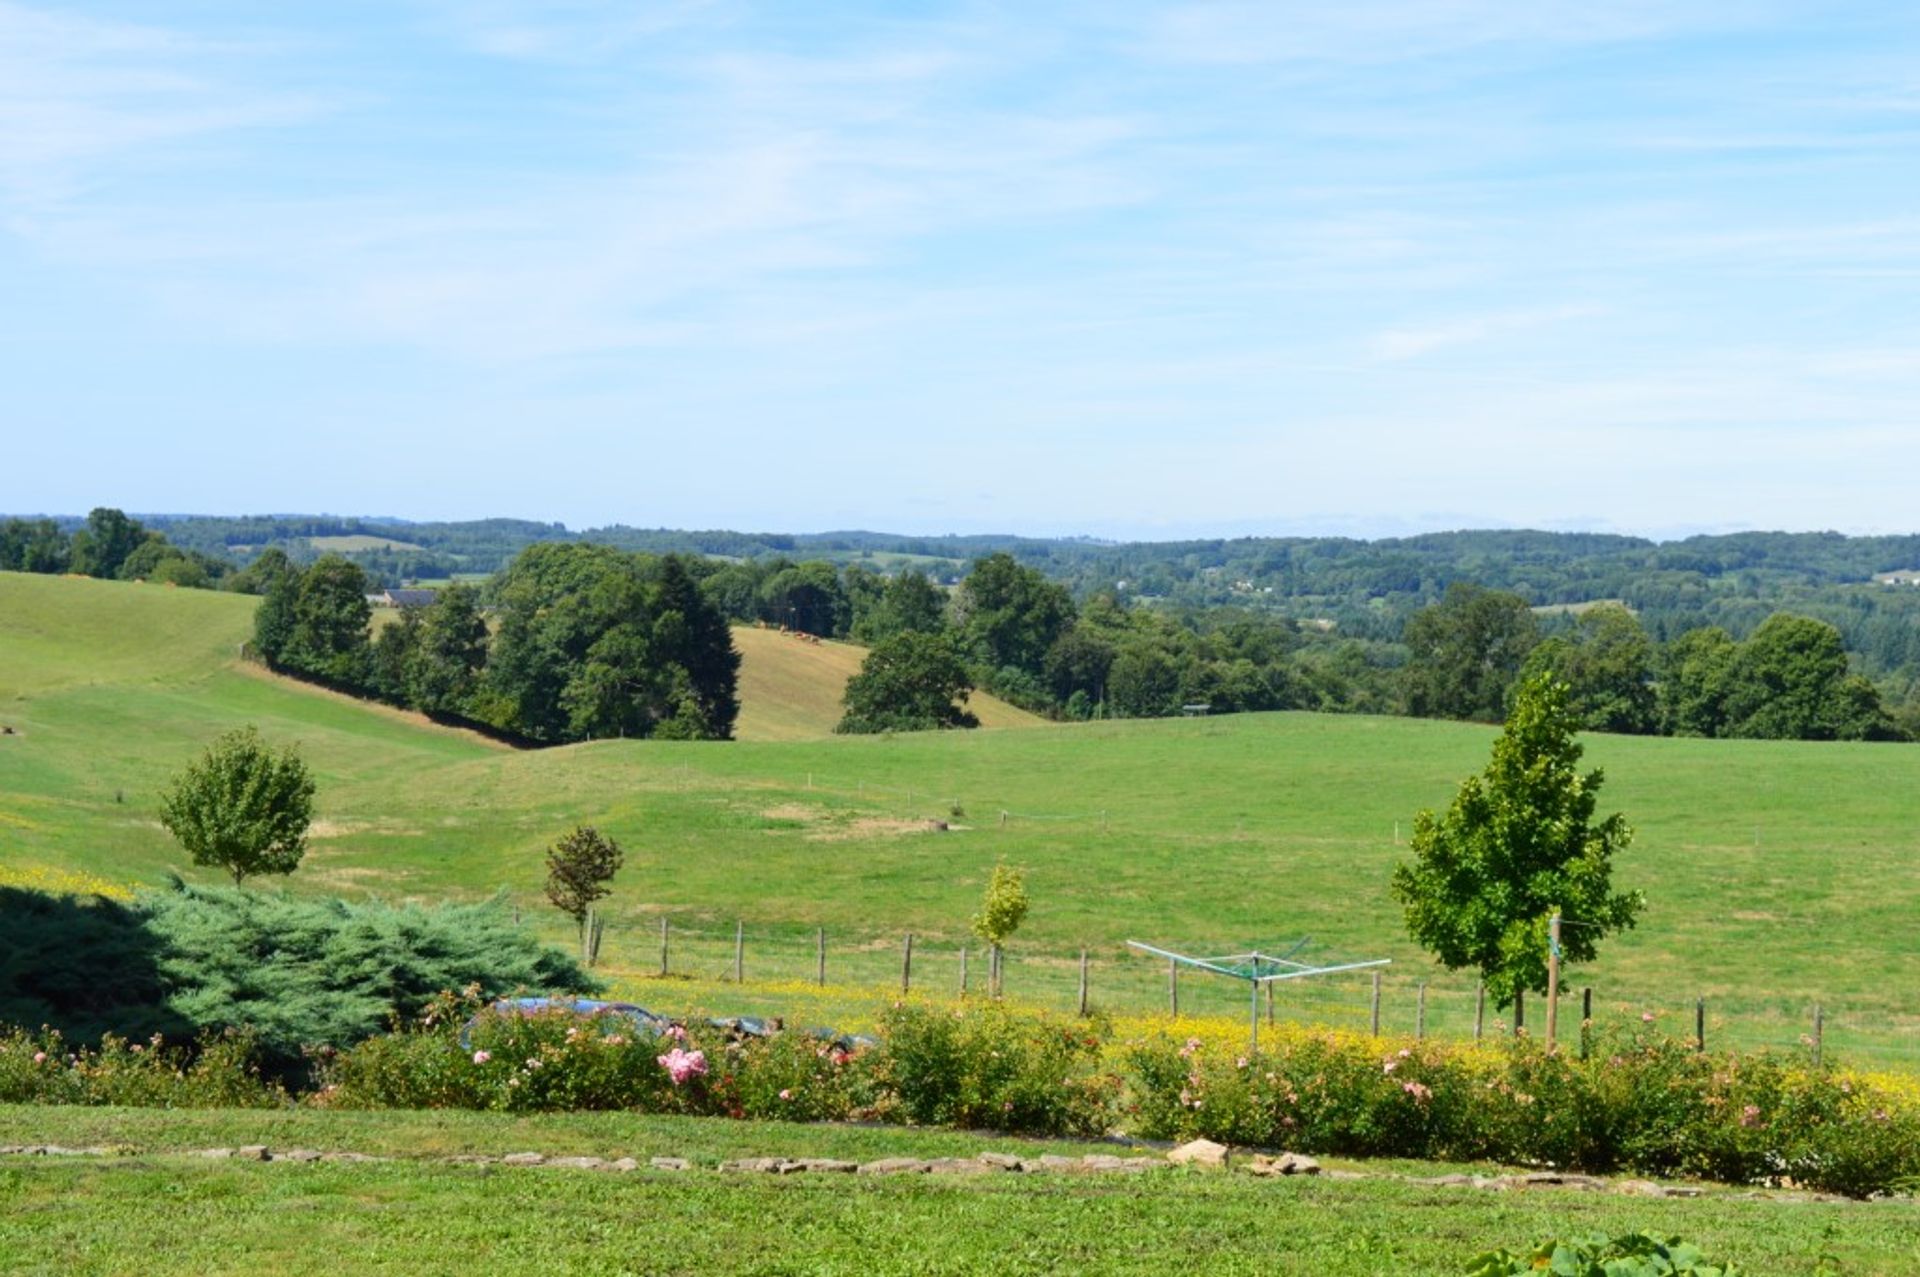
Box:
1132, 0, 1739, 69
0, 3, 324, 214
415, 0, 724, 62
1369, 304, 1601, 361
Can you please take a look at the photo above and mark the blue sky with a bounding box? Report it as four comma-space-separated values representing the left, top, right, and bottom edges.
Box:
3, 2, 1918, 539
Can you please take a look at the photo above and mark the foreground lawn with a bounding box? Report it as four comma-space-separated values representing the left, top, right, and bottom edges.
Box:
4, 1107, 1920, 1274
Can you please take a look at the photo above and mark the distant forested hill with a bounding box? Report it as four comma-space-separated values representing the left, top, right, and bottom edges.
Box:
13, 512, 1920, 711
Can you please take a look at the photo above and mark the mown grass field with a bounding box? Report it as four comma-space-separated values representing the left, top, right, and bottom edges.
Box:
4, 1107, 1917, 1276
4, 571, 1920, 1064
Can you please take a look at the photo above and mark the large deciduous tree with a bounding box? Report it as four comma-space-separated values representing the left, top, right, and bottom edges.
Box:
408, 583, 491, 716
286, 555, 374, 683
837, 631, 979, 734
69, 507, 146, 580
1402, 583, 1539, 722
482, 543, 739, 743
1519, 604, 1658, 734
955, 553, 1075, 675
1391, 673, 1643, 1010
158, 727, 317, 887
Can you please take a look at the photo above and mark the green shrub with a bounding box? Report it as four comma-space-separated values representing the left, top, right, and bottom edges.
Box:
1464, 1233, 1741, 1276
0, 880, 595, 1071
0, 1025, 283, 1108
876, 1001, 1118, 1137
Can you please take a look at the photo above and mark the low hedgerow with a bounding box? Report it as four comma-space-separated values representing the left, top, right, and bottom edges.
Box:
1124, 1022, 1920, 1197
319, 996, 1116, 1138
874, 1001, 1120, 1137
0, 1025, 284, 1109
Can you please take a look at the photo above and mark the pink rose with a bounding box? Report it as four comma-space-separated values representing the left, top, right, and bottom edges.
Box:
657, 1047, 708, 1086
472, 1050, 491, 1064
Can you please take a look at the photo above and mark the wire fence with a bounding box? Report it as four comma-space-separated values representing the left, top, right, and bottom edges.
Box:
586, 916, 1920, 1073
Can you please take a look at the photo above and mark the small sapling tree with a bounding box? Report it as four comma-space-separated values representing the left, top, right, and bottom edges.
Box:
1391, 673, 1643, 1015
159, 727, 316, 887
545, 825, 623, 966
971, 860, 1029, 997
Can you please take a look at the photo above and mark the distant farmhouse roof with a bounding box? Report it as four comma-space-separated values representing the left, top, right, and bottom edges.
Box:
1873, 570, 1920, 587
370, 588, 438, 608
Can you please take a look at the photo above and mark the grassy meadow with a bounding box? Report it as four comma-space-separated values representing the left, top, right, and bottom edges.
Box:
4, 571, 1920, 1066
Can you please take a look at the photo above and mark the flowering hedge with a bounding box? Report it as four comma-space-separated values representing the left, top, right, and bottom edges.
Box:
1124, 1023, 1920, 1198
317, 996, 1116, 1137
9, 996, 1920, 1196
318, 993, 884, 1122
0, 1026, 283, 1108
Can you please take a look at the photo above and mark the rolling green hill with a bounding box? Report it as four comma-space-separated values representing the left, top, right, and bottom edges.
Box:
4, 570, 1920, 1065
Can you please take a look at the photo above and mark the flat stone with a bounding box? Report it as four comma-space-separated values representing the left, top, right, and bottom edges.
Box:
547, 1156, 607, 1171
1661, 1185, 1705, 1199
977, 1153, 1026, 1172
859, 1158, 931, 1175
1614, 1179, 1665, 1197
234, 1145, 270, 1162
1035, 1155, 1084, 1173
1518, 1172, 1605, 1191
277, 1148, 324, 1164
194, 1148, 235, 1159
720, 1158, 787, 1173
321, 1152, 377, 1164
793, 1159, 858, 1174
1248, 1152, 1321, 1177
1167, 1139, 1229, 1169
926, 1157, 987, 1174
607, 1158, 641, 1172
650, 1157, 692, 1172
500, 1152, 547, 1167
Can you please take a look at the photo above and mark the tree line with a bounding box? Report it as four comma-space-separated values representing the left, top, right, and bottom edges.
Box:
0, 508, 231, 589
250, 543, 740, 744
696, 556, 1909, 741
10, 509, 1911, 741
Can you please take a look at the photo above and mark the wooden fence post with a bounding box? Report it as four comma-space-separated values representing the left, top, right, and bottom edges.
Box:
1474, 983, 1485, 1040
733, 920, 744, 984
1513, 988, 1524, 1035
901, 933, 914, 994
959, 946, 968, 997
1416, 983, 1427, 1040
1695, 998, 1705, 1052
1265, 979, 1274, 1027
1370, 971, 1381, 1036
1078, 949, 1089, 1017
659, 917, 669, 978
1813, 1003, 1824, 1067
816, 927, 826, 987
1581, 987, 1592, 1060
1168, 957, 1179, 1018
1545, 911, 1561, 1051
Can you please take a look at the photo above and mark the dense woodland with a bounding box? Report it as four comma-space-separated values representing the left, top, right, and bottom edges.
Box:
248, 544, 739, 744
6, 509, 1917, 739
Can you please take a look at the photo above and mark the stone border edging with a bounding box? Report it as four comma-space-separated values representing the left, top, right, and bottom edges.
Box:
0, 1141, 1852, 1202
